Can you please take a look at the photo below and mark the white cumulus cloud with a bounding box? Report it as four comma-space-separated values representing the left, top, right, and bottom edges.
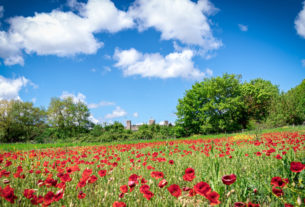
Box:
0, 76, 29, 100
0, 0, 134, 65
60, 91, 86, 103
105, 106, 127, 119
133, 112, 139, 118
88, 101, 115, 109
114, 48, 208, 79
295, 2, 305, 38
129, 0, 221, 51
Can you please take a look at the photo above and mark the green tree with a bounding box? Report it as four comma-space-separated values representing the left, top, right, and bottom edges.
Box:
176, 74, 246, 135
0, 100, 46, 142
47, 97, 90, 138
242, 78, 279, 123
267, 79, 305, 126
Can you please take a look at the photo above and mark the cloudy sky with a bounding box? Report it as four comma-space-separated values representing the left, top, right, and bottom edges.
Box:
0, 0, 305, 124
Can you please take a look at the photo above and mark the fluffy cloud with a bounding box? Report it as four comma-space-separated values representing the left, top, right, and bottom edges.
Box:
88, 115, 100, 124
296, 2, 305, 38
105, 106, 127, 119
88, 101, 115, 109
0, 0, 134, 65
133, 112, 139, 118
114, 48, 210, 79
129, 0, 221, 51
238, 24, 248, 32
60, 91, 86, 103
0, 76, 29, 100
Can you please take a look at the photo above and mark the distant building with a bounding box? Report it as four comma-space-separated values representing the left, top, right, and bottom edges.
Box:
125, 119, 170, 131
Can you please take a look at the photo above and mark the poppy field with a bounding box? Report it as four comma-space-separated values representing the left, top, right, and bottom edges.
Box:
0, 132, 305, 206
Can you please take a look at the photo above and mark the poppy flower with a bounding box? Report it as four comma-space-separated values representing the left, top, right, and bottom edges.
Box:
247, 202, 260, 207
183, 168, 196, 182
194, 182, 211, 196
60, 174, 72, 182
113, 201, 126, 207
54, 189, 64, 202
284, 204, 294, 207
88, 175, 98, 184
1, 185, 17, 204
24, 189, 35, 199
97, 169, 106, 177
222, 174, 237, 185
120, 185, 128, 193
206, 191, 221, 206
188, 189, 196, 197
270, 177, 289, 188
143, 190, 154, 200
234, 202, 246, 207
78, 191, 86, 199
139, 184, 149, 193
272, 188, 283, 197
169, 160, 174, 165
167, 184, 181, 198
158, 179, 168, 188
151, 171, 164, 179
290, 162, 304, 173
43, 191, 55, 205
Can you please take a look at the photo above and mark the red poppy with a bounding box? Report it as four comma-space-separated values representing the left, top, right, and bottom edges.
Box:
183, 168, 196, 181
270, 177, 289, 188
272, 187, 283, 197
1, 185, 17, 204
54, 189, 64, 202
113, 201, 126, 207
222, 174, 237, 185
77, 180, 87, 188
88, 175, 98, 184
290, 162, 304, 173
284, 204, 294, 207
44, 191, 55, 205
128, 174, 139, 182
167, 184, 181, 198
169, 160, 174, 165
206, 191, 221, 206
247, 202, 260, 207
60, 173, 72, 182
143, 190, 154, 200
234, 202, 246, 207
98, 170, 107, 177
82, 169, 92, 178
189, 189, 196, 197
151, 171, 164, 179
158, 179, 168, 188
24, 189, 35, 199
78, 191, 86, 199
194, 181, 211, 196
140, 185, 150, 194
120, 185, 128, 193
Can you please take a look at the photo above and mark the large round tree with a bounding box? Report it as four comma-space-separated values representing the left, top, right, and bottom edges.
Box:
175, 74, 246, 136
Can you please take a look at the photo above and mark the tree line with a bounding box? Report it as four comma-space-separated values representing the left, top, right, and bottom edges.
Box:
0, 73, 304, 143
175, 74, 305, 136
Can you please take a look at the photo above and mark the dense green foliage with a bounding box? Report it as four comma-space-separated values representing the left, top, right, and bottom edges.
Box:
176, 74, 304, 136
0, 74, 304, 143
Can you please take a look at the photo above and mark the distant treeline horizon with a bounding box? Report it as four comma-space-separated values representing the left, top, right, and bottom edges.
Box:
0, 73, 304, 143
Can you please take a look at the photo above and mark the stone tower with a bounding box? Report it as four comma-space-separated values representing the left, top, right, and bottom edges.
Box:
149, 119, 155, 125
126, 120, 131, 130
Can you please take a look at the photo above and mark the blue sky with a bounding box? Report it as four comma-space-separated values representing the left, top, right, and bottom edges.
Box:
0, 0, 304, 125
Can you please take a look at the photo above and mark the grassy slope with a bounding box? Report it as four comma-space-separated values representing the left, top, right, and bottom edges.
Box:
1, 125, 305, 151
